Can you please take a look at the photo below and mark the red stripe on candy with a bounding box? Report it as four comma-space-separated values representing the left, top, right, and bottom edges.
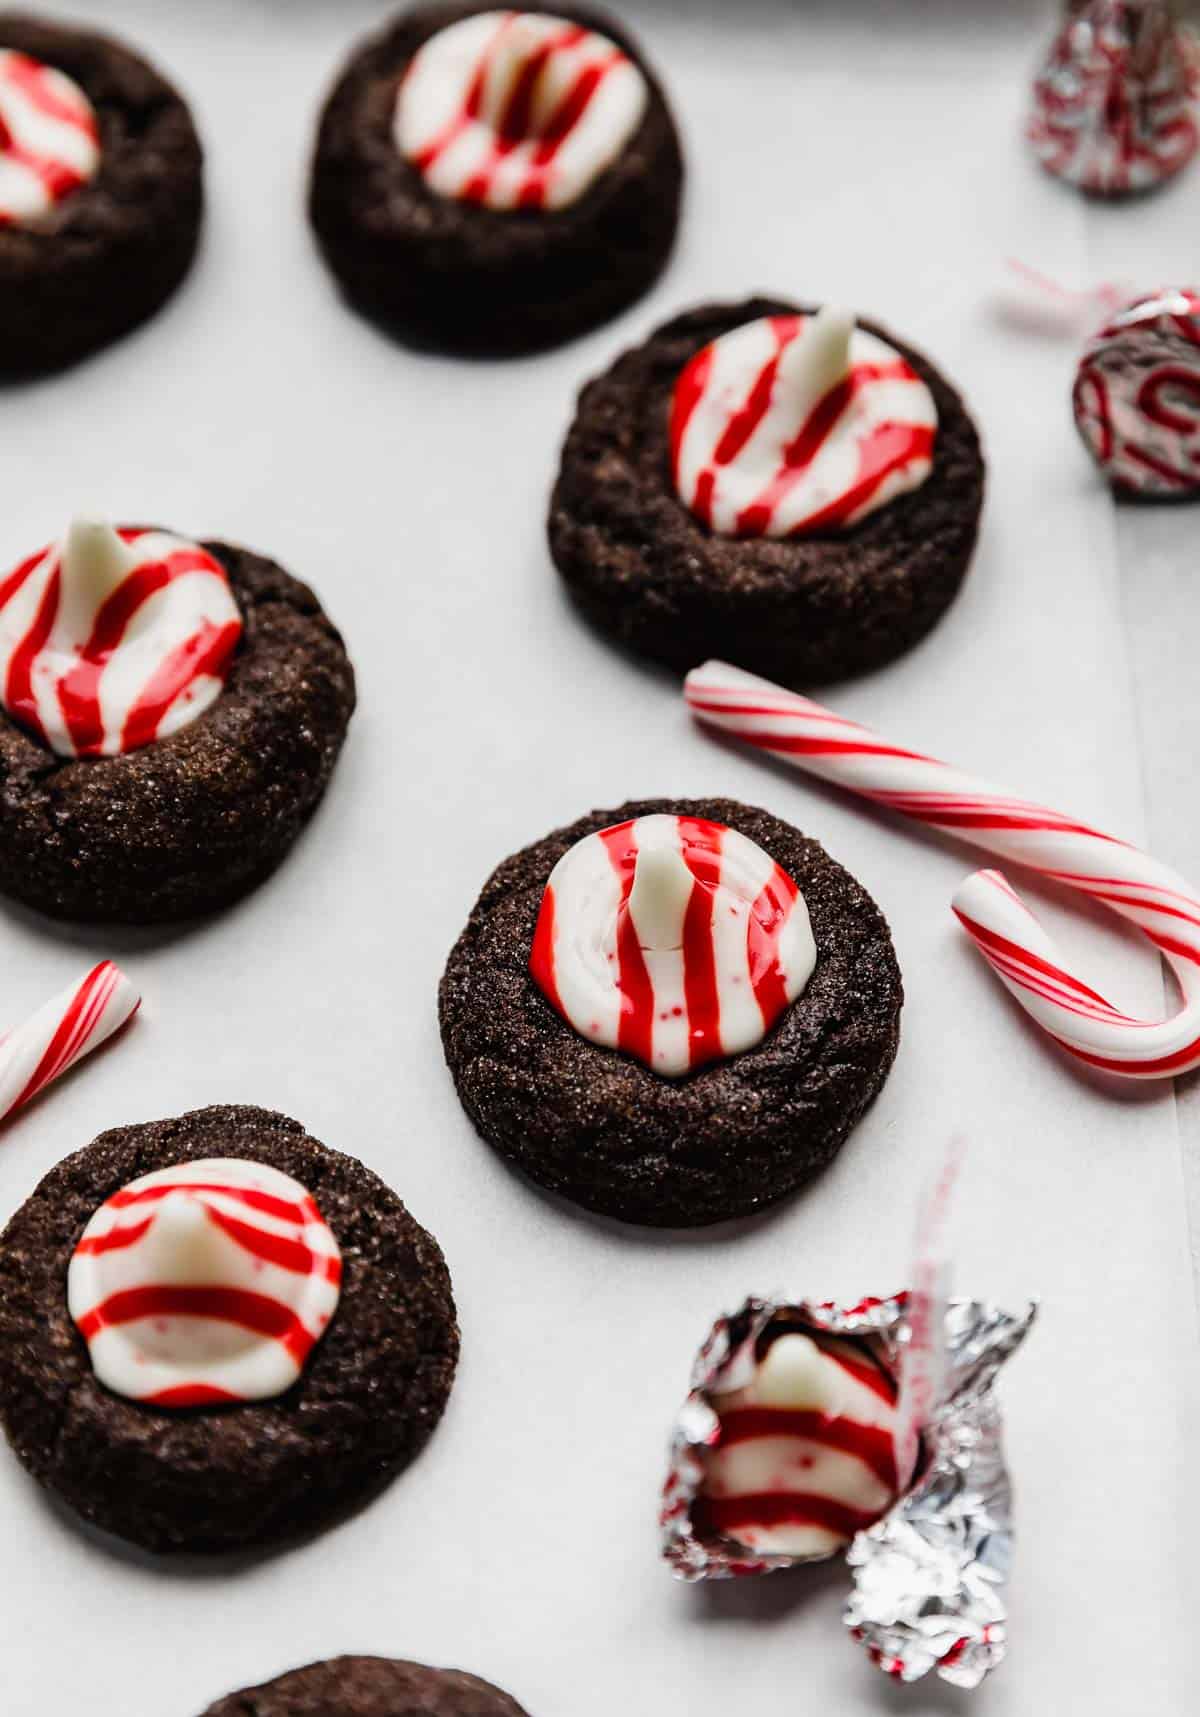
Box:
678, 817, 723, 1069
716, 1406, 898, 1490
75, 1284, 317, 1365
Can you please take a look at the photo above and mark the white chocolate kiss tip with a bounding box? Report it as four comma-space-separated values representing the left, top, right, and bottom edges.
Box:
58, 517, 139, 628
627, 842, 694, 950
782, 303, 854, 397
753, 1332, 843, 1413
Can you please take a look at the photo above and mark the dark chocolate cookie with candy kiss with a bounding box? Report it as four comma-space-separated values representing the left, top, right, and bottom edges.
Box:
0, 13, 203, 375
0, 1106, 459, 1556
439, 796, 903, 1227
200, 1657, 530, 1717
308, 3, 684, 354
549, 297, 985, 687
0, 518, 355, 923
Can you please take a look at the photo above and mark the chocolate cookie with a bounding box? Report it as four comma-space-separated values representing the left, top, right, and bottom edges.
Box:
439, 797, 903, 1226
549, 297, 986, 686
308, 4, 684, 354
0, 533, 355, 923
0, 1106, 459, 1555
201, 1657, 529, 1717
0, 14, 203, 376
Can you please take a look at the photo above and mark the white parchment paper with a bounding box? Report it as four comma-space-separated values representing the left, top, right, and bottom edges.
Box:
0, 3, 1196, 1713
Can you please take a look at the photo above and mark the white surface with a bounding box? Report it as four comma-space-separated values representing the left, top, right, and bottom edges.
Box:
0, 3, 1197, 1714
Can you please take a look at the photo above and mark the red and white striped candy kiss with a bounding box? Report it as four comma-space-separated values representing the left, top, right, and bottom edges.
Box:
669, 307, 938, 538
395, 10, 647, 211
695, 1324, 900, 1560
1074, 287, 1200, 494
68, 1158, 343, 1408
0, 518, 242, 759
0, 49, 99, 227
0, 961, 138, 1127
685, 660, 1200, 1079
1027, 0, 1199, 195
529, 812, 816, 1077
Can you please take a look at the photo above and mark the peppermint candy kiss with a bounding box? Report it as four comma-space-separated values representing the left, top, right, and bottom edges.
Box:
670, 308, 938, 539
686, 660, 1200, 1079
1074, 287, 1200, 493
395, 10, 648, 211
68, 1158, 343, 1408
695, 1327, 899, 1560
1028, 1, 1199, 195
529, 813, 816, 1078
0, 518, 242, 759
0, 50, 99, 228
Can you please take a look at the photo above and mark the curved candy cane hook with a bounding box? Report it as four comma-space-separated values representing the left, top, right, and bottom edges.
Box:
684, 661, 1200, 1079
0, 961, 140, 1125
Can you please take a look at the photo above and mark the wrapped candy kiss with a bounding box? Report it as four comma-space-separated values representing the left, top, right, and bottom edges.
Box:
660, 1151, 1036, 1688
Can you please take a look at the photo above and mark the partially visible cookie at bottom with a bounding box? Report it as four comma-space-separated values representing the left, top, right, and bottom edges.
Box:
199, 1656, 530, 1716
0, 1106, 459, 1554
439, 796, 903, 1227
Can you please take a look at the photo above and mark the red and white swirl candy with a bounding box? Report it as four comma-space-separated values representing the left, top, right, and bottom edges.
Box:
670, 308, 938, 539
395, 10, 647, 211
695, 1325, 899, 1560
1028, 1, 1198, 195
529, 812, 815, 1078
686, 660, 1200, 1080
0, 519, 242, 759
67, 1157, 343, 1408
1074, 287, 1200, 494
0, 49, 99, 228
0, 961, 138, 1127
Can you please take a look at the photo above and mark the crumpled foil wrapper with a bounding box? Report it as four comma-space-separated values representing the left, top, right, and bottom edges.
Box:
660, 1293, 1036, 1689
1073, 286, 1200, 493
1028, 1, 1199, 195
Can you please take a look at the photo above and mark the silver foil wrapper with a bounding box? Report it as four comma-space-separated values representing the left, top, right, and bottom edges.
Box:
1073, 287, 1200, 493
1028, 1, 1198, 195
660, 1293, 1036, 1689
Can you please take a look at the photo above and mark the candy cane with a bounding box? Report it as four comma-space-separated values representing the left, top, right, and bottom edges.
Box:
0, 961, 139, 1124
684, 661, 1200, 1079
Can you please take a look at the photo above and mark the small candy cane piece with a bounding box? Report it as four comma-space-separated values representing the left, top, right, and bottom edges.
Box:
0, 961, 139, 1123
684, 660, 1200, 1079
893, 1136, 964, 1493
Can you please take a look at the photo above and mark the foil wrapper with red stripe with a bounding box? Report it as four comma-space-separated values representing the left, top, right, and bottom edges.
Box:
1028, 1, 1199, 196
660, 1293, 1036, 1690
1074, 286, 1200, 493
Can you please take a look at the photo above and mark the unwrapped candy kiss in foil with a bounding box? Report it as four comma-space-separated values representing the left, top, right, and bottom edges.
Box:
661, 1294, 1036, 1688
